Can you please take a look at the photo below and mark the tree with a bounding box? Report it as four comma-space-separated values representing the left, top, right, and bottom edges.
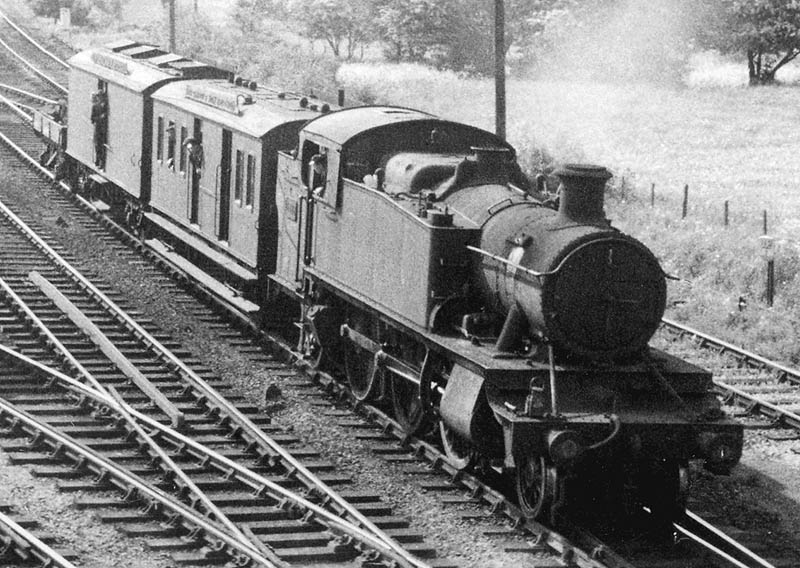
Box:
374, 0, 559, 75
232, 0, 284, 36
30, 0, 91, 25
375, 0, 458, 63
289, 0, 374, 59
699, 0, 800, 85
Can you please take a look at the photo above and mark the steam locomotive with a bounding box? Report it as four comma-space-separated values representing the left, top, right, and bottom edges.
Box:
33, 41, 743, 523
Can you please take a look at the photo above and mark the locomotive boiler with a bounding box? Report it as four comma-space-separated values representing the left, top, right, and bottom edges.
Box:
273, 108, 743, 523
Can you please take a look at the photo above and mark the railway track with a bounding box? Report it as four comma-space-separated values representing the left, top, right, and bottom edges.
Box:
0, 6, 68, 106
0, 13, 795, 567
657, 320, 800, 432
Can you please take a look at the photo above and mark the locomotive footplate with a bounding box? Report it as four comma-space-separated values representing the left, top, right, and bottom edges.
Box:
482, 347, 743, 475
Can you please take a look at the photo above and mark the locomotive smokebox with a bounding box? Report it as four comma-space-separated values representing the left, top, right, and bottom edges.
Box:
447, 159, 666, 361
555, 164, 612, 225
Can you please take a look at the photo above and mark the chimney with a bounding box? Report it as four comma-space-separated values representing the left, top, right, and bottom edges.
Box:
554, 163, 612, 224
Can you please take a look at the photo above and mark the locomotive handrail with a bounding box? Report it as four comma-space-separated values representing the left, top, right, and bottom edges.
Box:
466, 245, 547, 279
469, 237, 671, 282
295, 195, 305, 281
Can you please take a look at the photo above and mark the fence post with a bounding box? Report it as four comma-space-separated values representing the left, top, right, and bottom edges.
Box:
759, 235, 775, 307
723, 200, 729, 227
650, 183, 655, 207
767, 259, 775, 307
681, 184, 688, 219
762, 210, 768, 235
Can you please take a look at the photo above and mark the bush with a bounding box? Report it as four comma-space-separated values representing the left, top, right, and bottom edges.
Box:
606, 190, 800, 364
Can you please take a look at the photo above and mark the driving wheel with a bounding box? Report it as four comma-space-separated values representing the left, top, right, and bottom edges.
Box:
343, 313, 379, 401
390, 371, 430, 436
440, 422, 476, 470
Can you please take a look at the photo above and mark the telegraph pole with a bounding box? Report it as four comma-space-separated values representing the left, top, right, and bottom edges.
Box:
494, 0, 506, 140
169, 0, 176, 52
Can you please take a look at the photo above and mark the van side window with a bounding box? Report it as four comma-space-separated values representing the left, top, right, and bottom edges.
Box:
166, 121, 176, 170
156, 116, 164, 162
245, 154, 255, 207
179, 126, 187, 172
235, 150, 244, 203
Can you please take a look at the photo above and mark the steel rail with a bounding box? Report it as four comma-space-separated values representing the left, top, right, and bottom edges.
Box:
0, 7, 69, 69
0, 395, 281, 568
714, 382, 800, 429
662, 317, 800, 429
0, 509, 78, 568
0, 81, 57, 104
674, 510, 776, 568
662, 318, 800, 385
0, 275, 102, 394
0, 273, 280, 558
29, 269, 185, 428
0, 344, 428, 568
0, 198, 426, 567
0, 34, 66, 94
106, 387, 290, 568
0, 95, 33, 122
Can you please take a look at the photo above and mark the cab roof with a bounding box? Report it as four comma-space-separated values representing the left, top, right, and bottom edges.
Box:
68, 40, 229, 93
300, 106, 435, 147
299, 106, 515, 159
152, 79, 331, 138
